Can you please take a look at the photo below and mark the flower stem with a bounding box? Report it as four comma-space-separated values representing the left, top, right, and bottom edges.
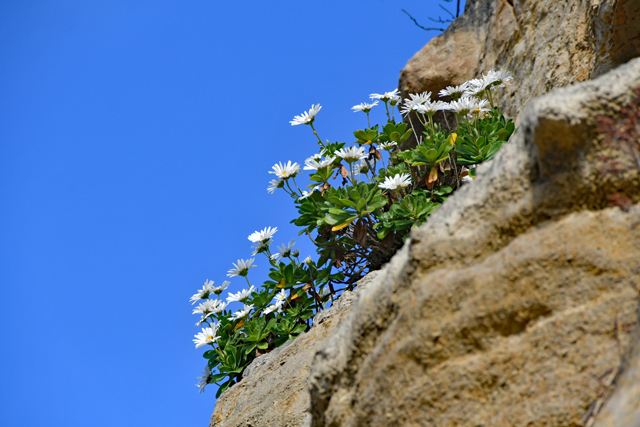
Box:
384, 102, 391, 121
284, 180, 298, 197
309, 123, 325, 147
486, 88, 495, 109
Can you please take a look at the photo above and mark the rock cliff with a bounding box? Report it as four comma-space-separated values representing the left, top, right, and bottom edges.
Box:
210, 1, 640, 425
399, 0, 640, 124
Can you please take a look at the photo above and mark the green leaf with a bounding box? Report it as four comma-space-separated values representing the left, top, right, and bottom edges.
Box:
210, 373, 228, 384
292, 324, 307, 334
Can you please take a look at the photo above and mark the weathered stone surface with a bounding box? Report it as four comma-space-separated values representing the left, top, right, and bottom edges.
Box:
209, 271, 380, 427
593, 335, 640, 427
308, 58, 640, 427
399, 0, 640, 126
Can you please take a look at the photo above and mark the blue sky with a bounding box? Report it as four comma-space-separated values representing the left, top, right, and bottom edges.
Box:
0, 1, 461, 425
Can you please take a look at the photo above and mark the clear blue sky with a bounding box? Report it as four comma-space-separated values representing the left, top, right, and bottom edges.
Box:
0, 1, 462, 425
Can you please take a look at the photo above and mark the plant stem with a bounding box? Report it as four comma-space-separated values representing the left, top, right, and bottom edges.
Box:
309, 123, 325, 147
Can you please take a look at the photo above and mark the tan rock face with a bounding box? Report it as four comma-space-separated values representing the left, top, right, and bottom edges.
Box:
398, 0, 640, 124
210, 3, 640, 426
308, 58, 640, 427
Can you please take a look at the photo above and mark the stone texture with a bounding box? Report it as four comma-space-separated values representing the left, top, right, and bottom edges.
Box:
399, 0, 640, 129
209, 271, 380, 427
308, 58, 640, 427
209, 3, 640, 425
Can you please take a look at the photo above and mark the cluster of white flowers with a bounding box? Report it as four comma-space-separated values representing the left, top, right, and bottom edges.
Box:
193, 72, 514, 393
193, 299, 228, 326
400, 69, 512, 118
190, 280, 230, 305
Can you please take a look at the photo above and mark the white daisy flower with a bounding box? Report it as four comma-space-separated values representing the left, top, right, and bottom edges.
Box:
196, 365, 213, 393
269, 161, 301, 180
249, 227, 277, 254
298, 187, 320, 200
226, 285, 256, 303
414, 100, 450, 116
353, 158, 369, 175
190, 279, 215, 305
400, 91, 432, 116
212, 281, 230, 295
463, 78, 490, 97
277, 239, 296, 258
482, 69, 513, 88
270, 253, 282, 262
227, 258, 257, 277
290, 104, 322, 126
194, 323, 220, 349
193, 300, 228, 326
467, 71, 513, 98
351, 100, 379, 113
252, 241, 269, 256
263, 304, 281, 315
378, 141, 397, 151
303, 256, 313, 265
275, 289, 288, 304
230, 304, 254, 321
248, 226, 278, 243
267, 179, 283, 194
370, 89, 400, 102
335, 146, 367, 163
303, 156, 336, 171
378, 173, 412, 190
305, 149, 327, 164
461, 175, 475, 183
193, 299, 227, 317
448, 97, 489, 117
439, 83, 471, 99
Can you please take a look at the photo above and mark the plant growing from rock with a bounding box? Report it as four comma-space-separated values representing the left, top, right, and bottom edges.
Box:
191, 70, 515, 396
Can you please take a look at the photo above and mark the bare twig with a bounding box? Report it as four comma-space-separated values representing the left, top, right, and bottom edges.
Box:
439, 3, 456, 19
401, 9, 445, 32
403, 1, 462, 32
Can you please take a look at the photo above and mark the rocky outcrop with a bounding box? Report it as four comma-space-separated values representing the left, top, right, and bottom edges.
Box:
308, 57, 640, 427
399, 0, 640, 125
209, 272, 380, 427
209, 2, 640, 426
